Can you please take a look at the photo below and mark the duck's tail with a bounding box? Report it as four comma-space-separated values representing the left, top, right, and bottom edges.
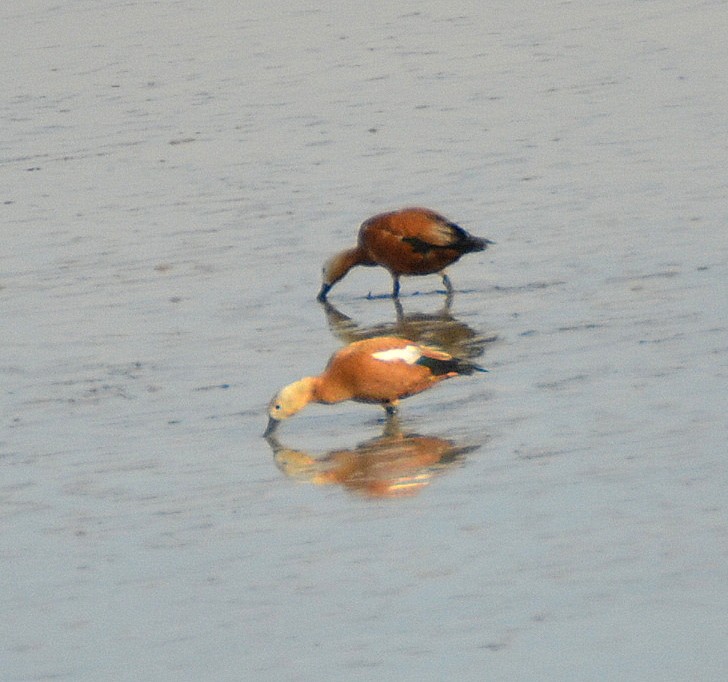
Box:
416, 355, 488, 376
457, 232, 495, 254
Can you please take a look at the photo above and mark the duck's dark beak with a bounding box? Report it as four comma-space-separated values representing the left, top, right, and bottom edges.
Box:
263, 415, 280, 437
317, 283, 332, 302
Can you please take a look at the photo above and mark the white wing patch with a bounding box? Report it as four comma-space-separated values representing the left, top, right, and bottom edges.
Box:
372, 345, 422, 365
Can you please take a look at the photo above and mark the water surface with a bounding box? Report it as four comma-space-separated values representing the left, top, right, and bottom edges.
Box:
2, 1, 727, 680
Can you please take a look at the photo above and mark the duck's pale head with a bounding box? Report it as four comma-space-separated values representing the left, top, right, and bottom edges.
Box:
263, 378, 317, 436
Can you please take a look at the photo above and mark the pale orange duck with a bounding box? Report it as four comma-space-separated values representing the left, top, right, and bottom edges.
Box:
264, 336, 486, 435
317, 207, 494, 301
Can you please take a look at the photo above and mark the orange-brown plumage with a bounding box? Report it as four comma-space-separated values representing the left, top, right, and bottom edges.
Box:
318, 207, 494, 300
264, 336, 486, 434
269, 427, 471, 498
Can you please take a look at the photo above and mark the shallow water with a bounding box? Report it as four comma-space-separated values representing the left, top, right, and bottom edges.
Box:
2, 1, 728, 680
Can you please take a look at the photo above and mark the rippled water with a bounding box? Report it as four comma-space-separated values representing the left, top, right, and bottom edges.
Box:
2, 1, 727, 680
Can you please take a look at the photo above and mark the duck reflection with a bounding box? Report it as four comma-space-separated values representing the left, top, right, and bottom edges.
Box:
321, 298, 495, 361
266, 417, 479, 499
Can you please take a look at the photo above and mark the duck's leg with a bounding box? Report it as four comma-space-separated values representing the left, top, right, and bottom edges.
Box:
441, 271, 453, 295
384, 402, 398, 417
391, 275, 401, 298
440, 272, 454, 309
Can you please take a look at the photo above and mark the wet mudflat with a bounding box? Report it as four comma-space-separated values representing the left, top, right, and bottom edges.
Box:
2, 1, 727, 680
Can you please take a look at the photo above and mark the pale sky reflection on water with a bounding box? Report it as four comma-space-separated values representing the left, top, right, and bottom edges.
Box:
2, 1, 728, 680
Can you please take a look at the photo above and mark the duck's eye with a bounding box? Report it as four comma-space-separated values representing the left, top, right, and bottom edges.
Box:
274, 404, 282, 411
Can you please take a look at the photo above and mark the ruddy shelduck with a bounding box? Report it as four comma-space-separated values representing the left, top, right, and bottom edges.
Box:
317, 207, 494, 301
264, 336, 486, 435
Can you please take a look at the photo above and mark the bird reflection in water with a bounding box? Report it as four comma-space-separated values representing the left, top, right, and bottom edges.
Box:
320, 297, 496, 362
265, 417, 480, 499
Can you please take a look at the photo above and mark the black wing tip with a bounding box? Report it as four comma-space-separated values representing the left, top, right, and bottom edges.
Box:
456, 361, 488, 375
416, 356, 489, 376
463, 235, 495, 253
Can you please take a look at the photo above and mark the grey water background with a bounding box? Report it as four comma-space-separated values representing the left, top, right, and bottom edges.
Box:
2, 1, 727, 680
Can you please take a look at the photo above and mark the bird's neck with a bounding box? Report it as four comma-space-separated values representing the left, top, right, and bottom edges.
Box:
327, 247, 367, 284
311, 373, 351, 405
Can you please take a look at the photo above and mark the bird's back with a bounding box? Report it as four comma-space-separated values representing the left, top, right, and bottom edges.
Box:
358, 208, 485, 276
